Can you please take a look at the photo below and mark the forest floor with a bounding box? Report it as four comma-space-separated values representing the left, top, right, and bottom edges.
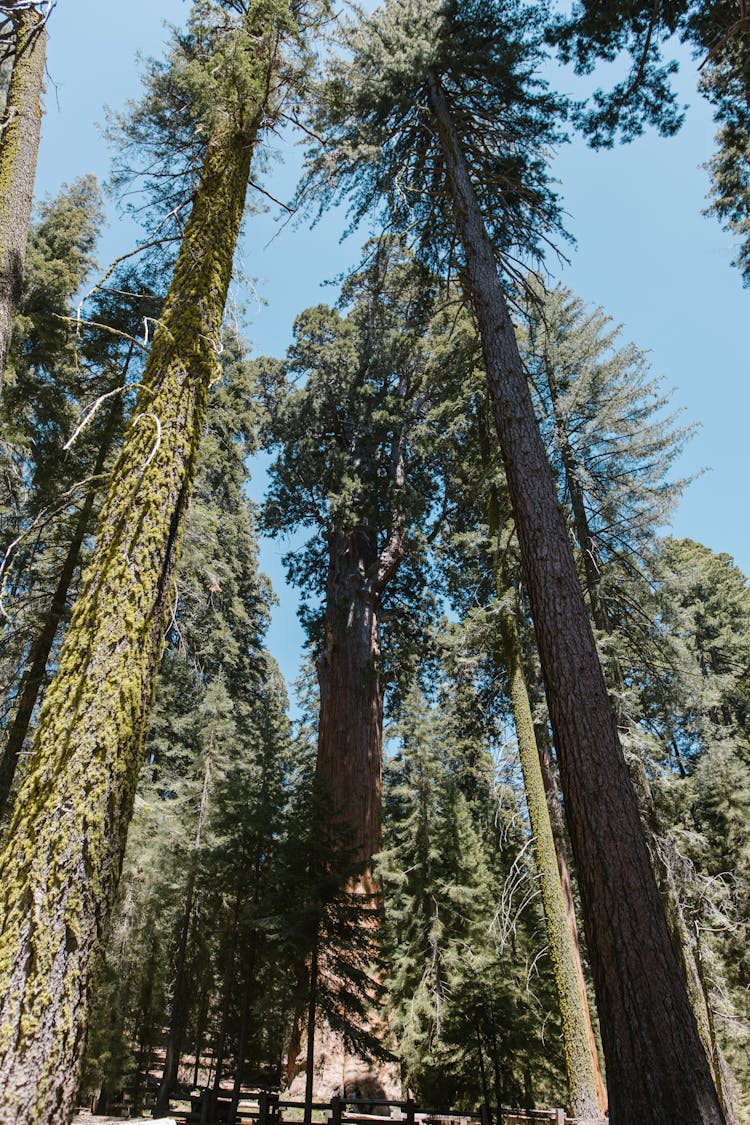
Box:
72, 1116, 177, 1124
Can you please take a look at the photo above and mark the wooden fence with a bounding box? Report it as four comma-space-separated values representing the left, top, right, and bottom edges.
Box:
164, 1091, 579, 1125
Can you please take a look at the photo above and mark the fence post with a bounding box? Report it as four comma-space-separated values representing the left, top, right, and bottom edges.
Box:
406, 1098, 416, 1125
258, 1090, 269, 1125
555, 1111, 565, 1125
331, 1095, 342, 1125
480, 1104, 492, 1125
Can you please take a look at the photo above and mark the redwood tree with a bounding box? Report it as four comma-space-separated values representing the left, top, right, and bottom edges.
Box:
259, 243, 443, 1095
302, 2, 725, 1122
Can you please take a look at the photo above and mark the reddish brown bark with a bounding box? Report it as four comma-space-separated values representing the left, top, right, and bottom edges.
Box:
287, 523, 403, 1101
427, 76, 723, 1125
316, 525, 384, 877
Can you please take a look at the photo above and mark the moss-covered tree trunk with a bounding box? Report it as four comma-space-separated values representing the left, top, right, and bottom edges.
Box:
0, 106, 258, 1123
495, 558, 605, 1120
0, 5, 46, 387
427, 75, 724, 1125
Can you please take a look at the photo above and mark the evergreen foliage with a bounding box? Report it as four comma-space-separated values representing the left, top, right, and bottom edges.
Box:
548, 0, 750, 281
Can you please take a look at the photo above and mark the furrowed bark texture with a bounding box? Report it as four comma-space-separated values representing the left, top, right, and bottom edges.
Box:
317, 525, 384, 879
494, 551, 604, 1122
0, 123, 254, 1125
427, 77, 724, 1125
0, 6, 46, 387
545, 357, 736, 1121
287, 525, 401, 1101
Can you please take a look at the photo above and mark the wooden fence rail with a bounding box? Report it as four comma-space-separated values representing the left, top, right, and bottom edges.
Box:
163, 1091, 582, 1125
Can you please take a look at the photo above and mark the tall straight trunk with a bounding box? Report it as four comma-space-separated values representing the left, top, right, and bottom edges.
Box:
0, 6, 46, 387
542, 371, 736, 1121
427, 76, 724, 1125
303, 943, 319, 1125
0, 398, 121, 819
0, 84, 262, 1122
494, 549, 605, 1119
317, 525, 384, 880
229, 949, 258, 1121
210, 890, 243, 1121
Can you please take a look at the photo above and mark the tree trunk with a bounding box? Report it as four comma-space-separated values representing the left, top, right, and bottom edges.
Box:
287, 524, 401, 1101
0, 96, 260, 1123
0, 397, 121, 819
0, 6, 46, 387
427, 76, 724, 1125
317, 525, 383, 879
156, 716, 216, 1115
303, 942, 319, 1125
494, 550, 605, 1120
542, 367, 737, 1122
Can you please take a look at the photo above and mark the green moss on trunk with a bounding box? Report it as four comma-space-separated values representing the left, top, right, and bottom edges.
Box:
0, 115, 256, 1125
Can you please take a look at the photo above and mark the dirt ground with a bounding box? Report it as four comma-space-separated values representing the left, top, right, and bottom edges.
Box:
72, 1116, 177, 1124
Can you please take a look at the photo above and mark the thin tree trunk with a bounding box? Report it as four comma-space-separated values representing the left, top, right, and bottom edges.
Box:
193, 987, 211, 1090
303, 944, 319, 1125
494, 549, 604, 1119
211, 890, 243, 1122
0, 64, 264, 1120
0, 397, 121, 818
229, 956, 257, 1122
474, 1017, 492, 1125
427, 76, 723, 1125
0, 5, 46, 387
156, 716, 216, 1115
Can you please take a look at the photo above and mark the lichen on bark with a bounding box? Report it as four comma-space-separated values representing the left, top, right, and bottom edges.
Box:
0, 38, 269, 1124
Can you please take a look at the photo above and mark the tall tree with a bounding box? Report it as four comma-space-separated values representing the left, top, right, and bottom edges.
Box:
260, 242, 440, 1098
0, 2, 47, 384
0, 4, 324, 1121
304, 3, 724, 1121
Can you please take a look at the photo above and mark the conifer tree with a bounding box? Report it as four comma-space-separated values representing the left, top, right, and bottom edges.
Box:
82, 330, 290, 1119
0, 2, 47, 384
421, 301, 606, 1116
381, 682, 567, 1109
260, 242, 440, 1097
0, 4, 325, 1121
304, 4, 724, 1120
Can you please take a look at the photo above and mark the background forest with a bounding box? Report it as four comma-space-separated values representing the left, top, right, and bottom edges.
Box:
0, 3, 748, 1125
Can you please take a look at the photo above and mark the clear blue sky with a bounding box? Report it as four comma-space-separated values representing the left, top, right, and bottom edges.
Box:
37, 1, 749, 688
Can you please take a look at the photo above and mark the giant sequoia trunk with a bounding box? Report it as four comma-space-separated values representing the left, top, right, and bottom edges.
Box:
317, 525, 384, 884
286, 524, 400, 1101
0, 95, 261, 1123
427, 77, 724, 1125
0, 5, 46, 387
